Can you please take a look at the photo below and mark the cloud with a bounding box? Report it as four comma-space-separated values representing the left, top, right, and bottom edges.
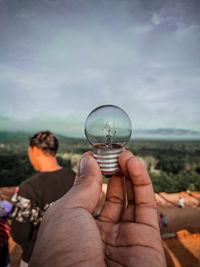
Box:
0, 0, 200, 133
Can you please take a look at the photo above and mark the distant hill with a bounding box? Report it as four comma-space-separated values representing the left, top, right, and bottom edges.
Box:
0, 131, 83, 142
0, 131, 70, 141
1, 115, 199, 140
0, 131, 33, 141
0, 128, 200, 141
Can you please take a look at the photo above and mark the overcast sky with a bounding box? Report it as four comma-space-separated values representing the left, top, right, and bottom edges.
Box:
0, 0, 200, 136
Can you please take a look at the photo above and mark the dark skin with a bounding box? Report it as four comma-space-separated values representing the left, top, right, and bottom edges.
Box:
29, 150, 166, 267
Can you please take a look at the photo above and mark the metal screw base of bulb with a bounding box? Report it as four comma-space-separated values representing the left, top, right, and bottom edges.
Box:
93, 146, 123, 176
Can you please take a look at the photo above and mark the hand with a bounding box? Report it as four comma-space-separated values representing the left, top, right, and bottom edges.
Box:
29, 150, 166, 267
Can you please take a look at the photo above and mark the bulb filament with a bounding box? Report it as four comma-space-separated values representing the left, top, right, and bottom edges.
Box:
102, 122, 116, 149
105, 129, 112, 149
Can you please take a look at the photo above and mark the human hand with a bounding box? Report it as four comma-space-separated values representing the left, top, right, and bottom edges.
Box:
29, 150, 166, 267
97, 150, 166, 266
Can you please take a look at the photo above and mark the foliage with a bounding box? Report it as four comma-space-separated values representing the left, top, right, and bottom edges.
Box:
0, 138, 200, 193
151, 171, 200, 193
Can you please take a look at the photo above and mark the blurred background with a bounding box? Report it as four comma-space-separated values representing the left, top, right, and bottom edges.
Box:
0, 0, 200, 266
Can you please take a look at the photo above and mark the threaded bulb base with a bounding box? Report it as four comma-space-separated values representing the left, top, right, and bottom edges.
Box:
93, 145, 123, 176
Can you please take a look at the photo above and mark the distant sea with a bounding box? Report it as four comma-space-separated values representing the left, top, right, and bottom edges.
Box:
133, 129, 200, 140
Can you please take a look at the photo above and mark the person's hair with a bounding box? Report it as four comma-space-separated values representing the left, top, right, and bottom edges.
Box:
29, 131, 59, 156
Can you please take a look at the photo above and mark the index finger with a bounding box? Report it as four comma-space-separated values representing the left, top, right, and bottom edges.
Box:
119, 151, 159, 230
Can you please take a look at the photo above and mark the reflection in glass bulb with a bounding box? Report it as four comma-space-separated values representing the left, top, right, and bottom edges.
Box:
85, 105, 132, 176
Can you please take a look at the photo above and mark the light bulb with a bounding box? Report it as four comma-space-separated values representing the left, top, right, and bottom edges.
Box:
84, 104, 132, 176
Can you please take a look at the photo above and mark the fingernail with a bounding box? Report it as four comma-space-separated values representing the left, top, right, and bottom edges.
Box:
80, 156, 89, 176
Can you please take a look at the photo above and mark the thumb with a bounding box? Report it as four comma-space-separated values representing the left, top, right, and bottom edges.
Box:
65, 155, 103, 213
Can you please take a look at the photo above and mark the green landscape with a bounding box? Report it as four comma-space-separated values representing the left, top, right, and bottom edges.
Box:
0, 132, 200, 193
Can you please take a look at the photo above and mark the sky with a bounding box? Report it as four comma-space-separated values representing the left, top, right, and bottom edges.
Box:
0, 0, 200, 137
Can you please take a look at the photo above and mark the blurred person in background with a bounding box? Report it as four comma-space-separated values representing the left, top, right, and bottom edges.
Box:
11, 131, 76, 267
0, 200, 13, 267
163, 214, 168, 227
178, 196, 184, 208
159, 213, 164, 229
11, 187, 19, 202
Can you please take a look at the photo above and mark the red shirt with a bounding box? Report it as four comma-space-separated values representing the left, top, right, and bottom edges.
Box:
0, 218, 10, 251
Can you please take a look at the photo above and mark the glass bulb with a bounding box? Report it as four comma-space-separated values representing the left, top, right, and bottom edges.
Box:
84, 104, 132, 176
